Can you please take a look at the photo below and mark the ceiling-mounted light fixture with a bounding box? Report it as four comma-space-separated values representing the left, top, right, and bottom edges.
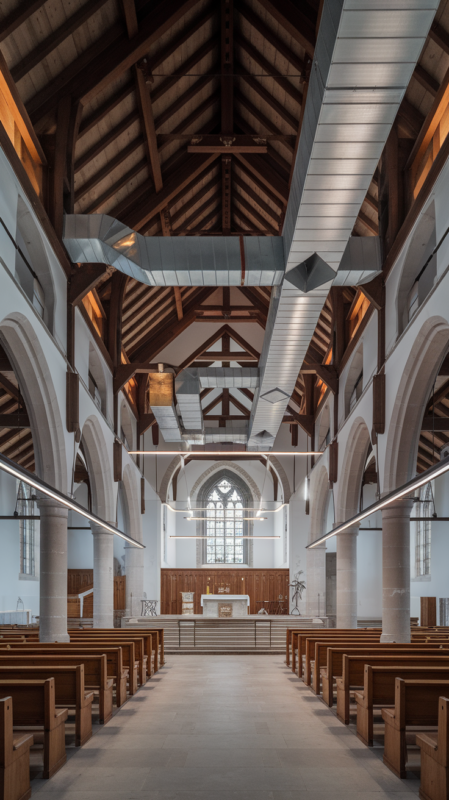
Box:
184, 516, 267, 521
170, 535, 280, 539
130, 450, 322, 457
164, 502, 287, 513
307, 454, 449, 550
0, 452, 144, 548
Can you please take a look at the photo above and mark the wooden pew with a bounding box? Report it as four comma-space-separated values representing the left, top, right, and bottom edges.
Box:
0, 696, 34, 800
0, 641, 134, 701
70, 636, 146, 686
70, 631, 158, 684
383, 679, 449, 779
0, 679, 67, 779
356, 665, 449, 747
322, 644, 449, 706
337, 654, 449, 725
0, 651, 114, 724
417, 696, 449, 800
75, 628, 163, 672
0, 665, 93, 747
306, 636, 380, 689
294, 630, 381, 677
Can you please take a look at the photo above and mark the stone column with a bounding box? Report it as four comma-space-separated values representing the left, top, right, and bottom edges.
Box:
381, 498, 413, 643
336, 525, 358, 628
306, 545, 326, 617
125, 544, 144, 617
92, 524, 114, 628
38, 499, 69, 642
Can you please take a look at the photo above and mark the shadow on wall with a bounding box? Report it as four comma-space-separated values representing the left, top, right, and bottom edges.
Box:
14, 196, 55, 332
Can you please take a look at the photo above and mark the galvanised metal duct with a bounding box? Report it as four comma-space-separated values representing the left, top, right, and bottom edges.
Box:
247, 0, 438, 449
62, 0, 437, 451
148, 372, 183, 443
63, 215, 284, 287
175, 367, 258, 444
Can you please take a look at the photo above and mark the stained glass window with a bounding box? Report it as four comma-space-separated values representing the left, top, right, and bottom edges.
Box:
206, 478, 244, 564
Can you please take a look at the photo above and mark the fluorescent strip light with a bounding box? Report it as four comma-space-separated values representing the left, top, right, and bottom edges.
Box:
129, 450, 322, 457
170, 535, 280, 539
0, 451, 144, 549
307, 454, 449, 550
165, 503, 287, 513
184, 516, 267, 521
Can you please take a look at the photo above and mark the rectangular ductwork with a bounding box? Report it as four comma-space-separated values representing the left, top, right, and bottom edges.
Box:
148, 372, 183, 443
247, 0, 438, 449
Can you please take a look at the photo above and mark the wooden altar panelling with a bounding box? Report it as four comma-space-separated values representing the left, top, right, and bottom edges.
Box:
67, 569, 93, 595
114, 576, 126, 610
160, 569, 290, 614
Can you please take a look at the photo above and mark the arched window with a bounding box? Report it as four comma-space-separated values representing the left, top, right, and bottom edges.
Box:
205, 476, 247, 564
415, 482, 432, 577
17, 481, 36, 577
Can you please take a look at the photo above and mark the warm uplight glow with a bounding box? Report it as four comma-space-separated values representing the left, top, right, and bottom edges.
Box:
307, 454, 449, 550
0, 452, 144, 548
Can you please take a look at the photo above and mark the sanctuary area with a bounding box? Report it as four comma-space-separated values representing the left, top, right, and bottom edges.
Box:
0, 0, 449, 798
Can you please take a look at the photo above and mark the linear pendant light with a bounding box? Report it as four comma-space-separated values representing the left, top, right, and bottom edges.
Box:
170, 535, 280, 540
129, 450, 322, 457
0, 451, 145, 548
307, 454, 449, 550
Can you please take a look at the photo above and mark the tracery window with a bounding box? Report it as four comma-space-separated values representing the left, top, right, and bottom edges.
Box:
415, 482, 432, 577
18, 481, 35, 576
206, 478, 245, 564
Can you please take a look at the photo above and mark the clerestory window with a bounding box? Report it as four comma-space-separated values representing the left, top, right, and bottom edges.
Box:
205, 478, 245, 564
415, 482, 432, 577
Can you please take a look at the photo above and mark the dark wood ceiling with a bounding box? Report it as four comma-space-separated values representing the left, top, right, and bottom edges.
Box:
1, 0, 449, 467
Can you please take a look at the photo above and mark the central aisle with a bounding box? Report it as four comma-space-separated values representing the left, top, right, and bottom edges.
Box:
34, 655, 420, 799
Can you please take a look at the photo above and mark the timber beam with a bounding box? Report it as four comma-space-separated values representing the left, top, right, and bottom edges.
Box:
69, 264, 110, 306
114, 363, 154, 395
359, 274, 385, 311
302, 364, 338, 395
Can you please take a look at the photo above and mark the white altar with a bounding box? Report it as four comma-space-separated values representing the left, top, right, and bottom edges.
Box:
201, 594, 250, 618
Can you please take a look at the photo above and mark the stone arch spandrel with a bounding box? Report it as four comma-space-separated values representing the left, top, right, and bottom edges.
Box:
80, 415, 115, 522
268, 456, 291, 502
122, 463, 142, 544
190, 461, 261, 503
383, 315, 449, 493
309, 464, 331, 545
336, 416, 372, 523
0, 311, 67, 491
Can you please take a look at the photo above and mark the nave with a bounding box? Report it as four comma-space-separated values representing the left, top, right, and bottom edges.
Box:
30, 655, 419, 800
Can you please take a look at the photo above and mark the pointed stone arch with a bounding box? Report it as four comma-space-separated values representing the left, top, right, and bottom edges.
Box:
0, 311, 67, 490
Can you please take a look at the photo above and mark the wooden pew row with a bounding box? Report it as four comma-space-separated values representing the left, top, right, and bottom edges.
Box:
0, 652, 113, 724
297, 630, 449, 681
336, 654, 449, 725
69, 637, 146, 687
295, 631, 381, 679
0, 679, 67, 780
305, 636, 380, 688
70, 633, 155, 681
417, 695, 449, 800
72, 628, 164, 672
0, 696, 34, 800
320, 643, 449, 706
355, 665, 449, 747
382, 679, 449, 779
0, 642, 135, 702
0, 665, 93, 748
